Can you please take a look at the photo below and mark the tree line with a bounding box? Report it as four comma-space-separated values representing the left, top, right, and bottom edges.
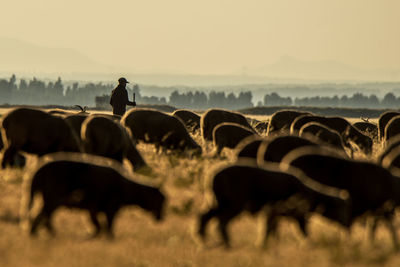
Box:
2, 74, 400, 109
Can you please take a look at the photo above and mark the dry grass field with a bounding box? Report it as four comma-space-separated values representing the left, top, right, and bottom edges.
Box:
1, 108, 400, 267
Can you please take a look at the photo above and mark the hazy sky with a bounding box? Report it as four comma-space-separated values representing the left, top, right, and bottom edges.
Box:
1, 0, 400, 74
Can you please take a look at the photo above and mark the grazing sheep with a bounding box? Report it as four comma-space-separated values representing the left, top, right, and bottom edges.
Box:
81, 115, 148, 172
213, 122, 257, 155
281, 146, 400, 248
378, 111, 400, 140
25, 154, 165, 238
256, 135, 320, 165
122, 108, 201, 154
254, 121, 269, 134
172, 109, 201, 133
267, 110, 311, 135
64, 114, 89, 141
353, 121, 378, 139
381, 146, 400, 170
299, 122, 346, 152
291, 115, 372, 154
1, 108, 81, 168
377, 135, 400, 164
235, 135, 265, 160
201, 109, 254, 141
384, 115, 400, 143
198, 162, 350, 247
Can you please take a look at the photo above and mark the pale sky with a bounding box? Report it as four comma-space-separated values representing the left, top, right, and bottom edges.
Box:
1, 0, 400, 75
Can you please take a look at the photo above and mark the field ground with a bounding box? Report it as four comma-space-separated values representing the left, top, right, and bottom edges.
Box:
0, 107, 398, 267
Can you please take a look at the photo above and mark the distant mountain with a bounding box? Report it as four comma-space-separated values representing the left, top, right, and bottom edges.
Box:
249, 56, 400, 81
0, 38, 111, 73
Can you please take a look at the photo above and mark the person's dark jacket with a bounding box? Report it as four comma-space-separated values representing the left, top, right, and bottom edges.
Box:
110, 85, 136, 116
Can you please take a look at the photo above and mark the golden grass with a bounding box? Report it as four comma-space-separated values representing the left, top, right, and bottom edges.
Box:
0, 108, 399, 267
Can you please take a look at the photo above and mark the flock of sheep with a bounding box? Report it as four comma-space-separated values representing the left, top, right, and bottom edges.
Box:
2, 106, 400, 250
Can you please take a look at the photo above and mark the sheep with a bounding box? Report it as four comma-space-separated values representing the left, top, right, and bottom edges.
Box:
281, 146, 400, 248
377, 135, 400, 164
381, 146, 400, 170
81, 115, 148, 173
378, 111, 400, 140
235, 135, 265, 160
197, 162, 350, 247
212, 122, 257, 155
291, 115, 372, 154
64, 114, 89, 141
25, 154, 165, 238
299, 122, 347, 153
122, 108, 201, 154
200, 109, 254, 142
384, 115, 400, 143
172, 109, 201, 133
353, 121, 378, 140
267, 110, 311, 135
256, 135, 321, 165
1, 108, 81, 168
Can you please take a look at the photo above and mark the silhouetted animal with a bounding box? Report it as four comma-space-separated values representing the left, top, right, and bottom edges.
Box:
213, 122, 257, 155
381, 146, 400, 170
257, 135, 320, 165
281, 146, 400, 248
0, 130, 25, 168
353, 121, 378, 139
26, 156, 165, 238
172, 109, 201, 133
384, 115, 400, 143
267, 110, 311, 135
201, 109, 254, 141
64, 114, 88, 141
81, 115, 148, 172
377, 135, 400, 165
299, 122, 346, 152
1, 108, 81, 168
198, 163, 350, 247
235, 135, 265, 160
291, 115, 372, 154
122, 108, 201, 154
378, 111, 400, 140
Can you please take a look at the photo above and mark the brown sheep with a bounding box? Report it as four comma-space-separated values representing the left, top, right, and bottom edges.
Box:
198, 162, 350, 247
212, 122, 257, 155
291, 115, 372, 154
235, 135, 265, 160
257, 135, 321, 165
201, 109, 254, 142
378, 111, 400, 140
64, 114, 89, 141
81, 115, 148, 172
299, 122, 346, 153
25, 154, 165, 238
1, 108, 81, 168
267, 110, 311, 135
353, 121, 378, 140
384, 115, 400, 143
281, 146, 400, 249
122, 108, 201, 154
172, 109, 201, 133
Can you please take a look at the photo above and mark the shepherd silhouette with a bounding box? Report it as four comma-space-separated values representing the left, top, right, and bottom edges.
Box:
109, 77, 136, 116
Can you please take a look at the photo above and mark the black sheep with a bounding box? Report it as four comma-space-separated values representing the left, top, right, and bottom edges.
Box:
25, 155, 165, 238
378, 111, 400, 141
198, 162, 350, 247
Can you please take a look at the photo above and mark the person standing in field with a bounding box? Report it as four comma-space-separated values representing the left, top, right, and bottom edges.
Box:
110, 77, 136, 116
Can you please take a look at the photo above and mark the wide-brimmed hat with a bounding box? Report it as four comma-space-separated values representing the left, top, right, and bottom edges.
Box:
118, 77, 129, 83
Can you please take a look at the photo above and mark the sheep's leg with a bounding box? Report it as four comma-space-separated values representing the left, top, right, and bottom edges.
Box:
217, 209, 240, 248
263, 214, 279, 247
198, 207, 219, 240
1, 146, 17, 168
89, 211, 101, 238
30, 210, 48, 236
369, 217, 379, 243
296, 215, 308, 237
105, 208, 118, 239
